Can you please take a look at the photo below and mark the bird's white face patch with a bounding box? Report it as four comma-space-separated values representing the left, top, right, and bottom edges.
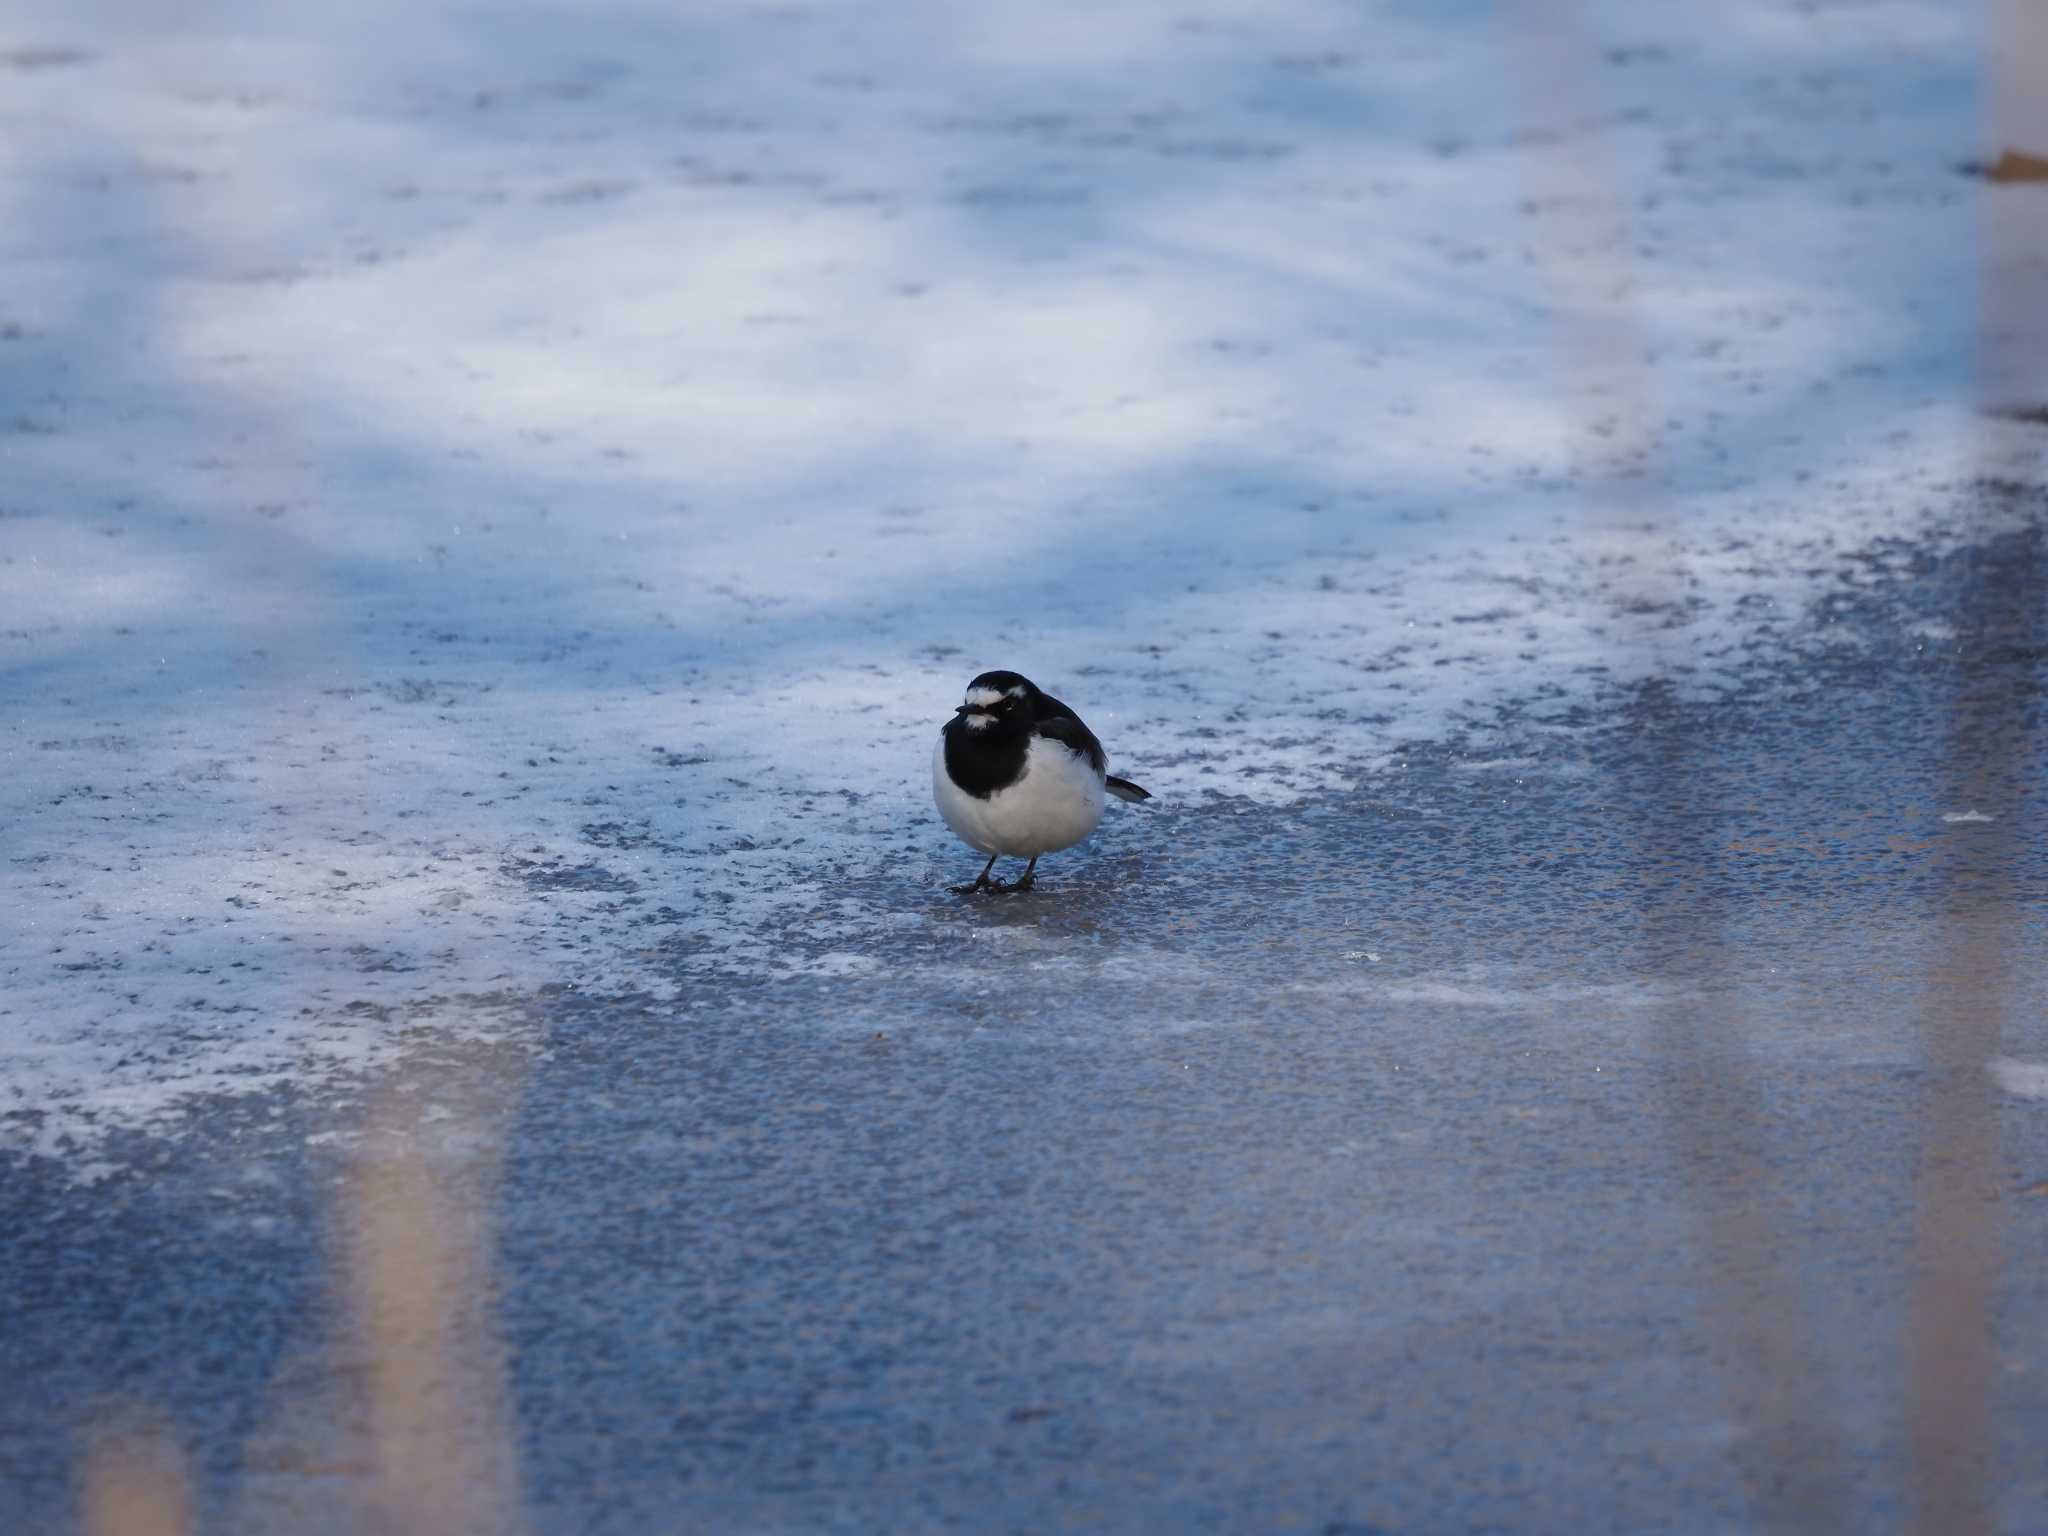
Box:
1004, 684, 1029, 699
962, 712, 993, 730
964, 686, 1004, 708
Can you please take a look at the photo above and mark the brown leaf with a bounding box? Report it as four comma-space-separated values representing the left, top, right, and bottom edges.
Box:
1973, 149, 2048, 183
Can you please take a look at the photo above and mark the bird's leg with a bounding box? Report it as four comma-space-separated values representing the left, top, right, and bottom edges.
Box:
952, 854, 1000, 895
1012, 856, 1038, 892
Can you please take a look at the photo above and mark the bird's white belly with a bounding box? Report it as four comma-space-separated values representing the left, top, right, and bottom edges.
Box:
933, 734, 1106, 857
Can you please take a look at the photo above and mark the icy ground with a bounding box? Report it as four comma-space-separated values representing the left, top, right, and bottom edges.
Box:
0, 0, 2029, 1157
3, 0, 2048, 1529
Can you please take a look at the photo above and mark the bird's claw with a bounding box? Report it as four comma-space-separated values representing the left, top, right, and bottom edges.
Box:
952, 874, 1036, 896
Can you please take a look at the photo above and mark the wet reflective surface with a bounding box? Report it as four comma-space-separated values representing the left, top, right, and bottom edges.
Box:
5, 509, 2045, 1533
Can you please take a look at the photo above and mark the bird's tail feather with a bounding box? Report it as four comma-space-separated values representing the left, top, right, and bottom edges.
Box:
1105, 776, 1151, 803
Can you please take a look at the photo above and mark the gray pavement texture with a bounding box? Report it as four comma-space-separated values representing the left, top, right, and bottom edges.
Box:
4, 506, 2047, 1533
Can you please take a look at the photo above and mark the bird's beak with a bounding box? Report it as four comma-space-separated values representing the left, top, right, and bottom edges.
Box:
955, 703, 978, 716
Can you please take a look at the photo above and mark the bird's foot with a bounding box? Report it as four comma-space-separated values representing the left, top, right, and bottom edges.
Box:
953, 876, 1036, 895
952, 861, 1037, 895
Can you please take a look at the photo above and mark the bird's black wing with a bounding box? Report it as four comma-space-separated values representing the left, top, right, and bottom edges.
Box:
1030, 694, 1107, 774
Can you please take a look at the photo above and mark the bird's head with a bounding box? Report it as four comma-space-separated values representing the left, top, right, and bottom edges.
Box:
954, 670, 1039, 729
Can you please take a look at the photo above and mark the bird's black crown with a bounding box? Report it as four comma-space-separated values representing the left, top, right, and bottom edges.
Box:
965, 670, 1037, 698
956, 670, 1040, 720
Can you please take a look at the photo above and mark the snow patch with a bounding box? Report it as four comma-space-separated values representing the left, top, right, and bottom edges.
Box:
0, 0, 2015, 1160
1990, 1057, 2048, 1100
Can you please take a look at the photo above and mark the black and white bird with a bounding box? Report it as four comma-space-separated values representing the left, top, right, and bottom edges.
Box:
933, 670, 1151, 893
